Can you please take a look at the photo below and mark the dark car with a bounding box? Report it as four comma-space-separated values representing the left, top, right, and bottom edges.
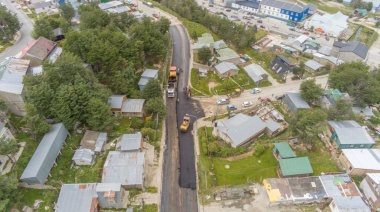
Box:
226, 105, 237, 111
302, 31, 309, 35
310, 36, 316, 40
226, 9, 231, 12
325, 36, 330, 41
260, 25, 265, 29
275, 95, 284, 100
289, 28, 295, 31
257, 20, 263, 23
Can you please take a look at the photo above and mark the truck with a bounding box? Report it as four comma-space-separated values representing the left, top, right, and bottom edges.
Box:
167, 66, 178, 98
180, 116, 191, 132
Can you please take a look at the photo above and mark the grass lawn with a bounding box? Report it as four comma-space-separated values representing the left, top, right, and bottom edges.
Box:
133, 204, 158, 212
302, 0, 352, 15
349, 25, 379, 47
213, 147, 278, 185
190, 68, 213, 95
16, 188, 58, 211
48, 134, 108, 185
293, 140, 340, 176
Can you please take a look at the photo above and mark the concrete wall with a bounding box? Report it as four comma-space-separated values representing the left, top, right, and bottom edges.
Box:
21, 54, 42, 67
360, 176, 380, 209
338, 52, 365, 62
0, 91, 26, 116
339, 152, 380, 176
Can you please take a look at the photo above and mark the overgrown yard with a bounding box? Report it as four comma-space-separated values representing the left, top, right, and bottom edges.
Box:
191, 67, 272, 96
16, 188, 58, 211
348, 24, 379, 47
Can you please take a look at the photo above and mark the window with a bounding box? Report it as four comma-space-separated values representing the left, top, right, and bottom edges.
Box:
360, 144, 364, 147
287, 11, 289, 14
295, 18, 298, 21
350, 145, 354, 148
291, 12, 293, 15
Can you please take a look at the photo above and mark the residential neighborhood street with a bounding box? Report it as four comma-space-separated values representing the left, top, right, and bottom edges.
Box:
0, 0, 33, 62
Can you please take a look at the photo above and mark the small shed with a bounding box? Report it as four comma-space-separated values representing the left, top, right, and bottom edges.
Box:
198, 68, 207, 77
121, 99, 145, 118
214, 62, 239, 78
80, 130, 107, 153
72, 148, 95, 165
215, 48, 241, 65
305, 60, 324, 72
138, 69, 159, 91
273, 142, 296, 160
243, 63, 269, 85
278, 157, 313, 178
116, 133, 143, 152
283, 92, 310, 113
266, 119, 281, 137
108, 95, 126, 115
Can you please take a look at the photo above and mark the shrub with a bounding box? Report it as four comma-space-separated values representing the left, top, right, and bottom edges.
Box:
141, 128, 156, 141
254, 144, 266, 157
130, 117, 144, 129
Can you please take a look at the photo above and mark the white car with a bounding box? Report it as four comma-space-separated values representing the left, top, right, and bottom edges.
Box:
242, 101, 253, 107
250, 88, 262, 94
217, 98, 230, 105
272, 25, 279, 29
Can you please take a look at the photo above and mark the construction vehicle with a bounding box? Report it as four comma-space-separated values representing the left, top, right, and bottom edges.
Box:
227, 88, 242, 98
167, 66, 178, 98
180, 116, 191, 132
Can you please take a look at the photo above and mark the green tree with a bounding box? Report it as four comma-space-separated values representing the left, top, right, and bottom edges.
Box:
80, 8, 110, 30
142, 79, 162, 100
208, 142, 220, 155
367, 2, 373, 11
198, 46, 212, 64
327, 99, 354, 121
156, 17, 171, 34
23, 104, 50, 140
289, 109, 327, 143
0, 6, 20, 40
328, 62, 380, 106
59, 3, 75, 23
32, 18, 54, 40
0, 137, 18, 162
85, 98, 114, 131
0, 99, 7, 112
300, 79, 324, 103
0, 174, 19, 211
145, 97, 166, 119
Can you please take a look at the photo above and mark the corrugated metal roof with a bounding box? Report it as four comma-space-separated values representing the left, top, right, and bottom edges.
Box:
33, 1, 53, 9
367, 173, 380, 184
213, 40, 228, 50
121, 99, 145, 113
342, 149, 380, 170
138, 77, 150, 86
96, 183, 121, 192
197, 33, 215, 45
108, 95, 125, 109
244, 63, 267, 83
102, 151, 145, 186
261, 0, 308, 13
319, 174, 351, 197
279, 157, 313, 176
216, 48, 240, 62
20, 123, 68, 184
352, 106, 375, 117
55, 183, 98, 212
95, 132, 107, 152
217, 114, 266, 147
98, 1, 123, 10
192, 43, 211, 50
72, 148, 95, 164
305, 60, 324, 71
106, 6, 130, 13
328, 120, 375, 145
141, 69, 158, 79
274, 142, 296, 159
304, 12, 348, 37
32, 65, 43, 75
332, 196, 370, 211
0, 57, 30, 94
339, 41, 369, 59
47, 46, 62, 63
285, 92, 310, 110
22, 37, 56, 60
215, 62, 238, 75
266, 119, 281, 132
120, 133, 141, 151
318, 46, 332, 56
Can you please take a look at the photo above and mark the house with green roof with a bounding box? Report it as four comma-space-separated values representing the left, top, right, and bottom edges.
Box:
273, 142, 296, 160
278, 157, 313, 178
216, 48, 241, 65
320, 89, 350, 109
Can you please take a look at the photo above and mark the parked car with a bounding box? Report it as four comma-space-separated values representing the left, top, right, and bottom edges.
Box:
217, 98, 230, 105
310, 36, 316, 40
226, 9, 231, 12
242, 101, 253, 107
250, 88, 262, 94
325, 36, 330, 41
257, 19, 263, 23
260, 25, 265, 29
272, 25, 279, 29
260, 98, 272, 102
302, 31, 309, 35
289, 28, 295, 31
275, 95, 284, 100
153, 13, 159, 18
226, 105, 237, 110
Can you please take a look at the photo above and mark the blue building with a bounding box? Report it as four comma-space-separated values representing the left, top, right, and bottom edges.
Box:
260, 0, 309, 22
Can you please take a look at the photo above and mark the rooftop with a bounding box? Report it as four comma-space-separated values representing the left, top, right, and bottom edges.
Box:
102, 151, 145, 186
333, 196, 370, 211
72, 148, 95, 164
121, 99, 145, 113
279, 157, 313, 176
235, 1, 260, 8
333, 41, 369, 59
305, 60, 324, 71
261, 0, 308, 13
0, 57, 30, 94
98, 0, 123, 10
47, 46, 62, 63
214, 62, 238, 75
244, 63, 267, 83
213, 40, 228, 50
108, 95, 125, 109
274, 142, 296, 159
217, 114, 266, 147
106, 6, 131, 13
285, 92, 310, 109
216, 48, 240, 61
117, 133, 142, 152
328, 120, 375, 145
141, 69, 158, 79
342, 149, 380, 171
197, 33, 214, 45
21, 37, 56, 61
55, 183, 98, 212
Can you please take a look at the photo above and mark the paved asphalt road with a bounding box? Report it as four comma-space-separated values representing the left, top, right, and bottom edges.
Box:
0, 0, 33, 62
161, 25, 200, 212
